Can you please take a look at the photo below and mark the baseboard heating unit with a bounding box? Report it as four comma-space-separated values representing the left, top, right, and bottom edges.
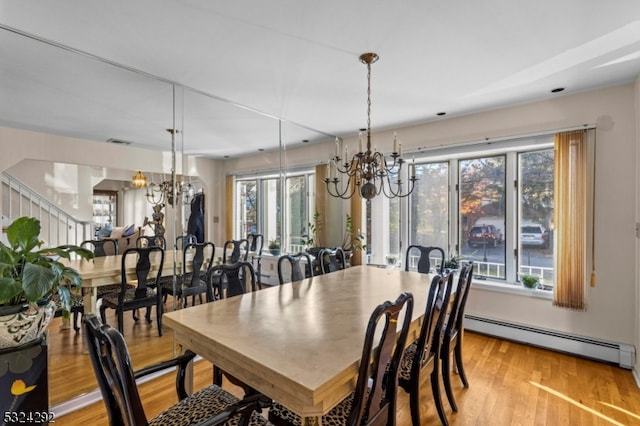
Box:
464, 315, 635, 369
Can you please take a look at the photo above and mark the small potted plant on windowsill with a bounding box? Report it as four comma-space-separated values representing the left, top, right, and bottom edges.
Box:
385, 255, 398, 266
521, 274, 540, 289
444, 254, 460, 273
268, 239, 281, 256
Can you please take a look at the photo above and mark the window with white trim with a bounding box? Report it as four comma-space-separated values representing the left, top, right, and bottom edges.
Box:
235, 171, 315, 253
369, 136, 555, 289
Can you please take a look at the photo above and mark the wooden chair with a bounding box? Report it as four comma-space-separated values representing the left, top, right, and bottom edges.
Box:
51, 288, 85, 332
277, 252, 313, 285
81, 238, 118, 257
83, 313, 272, 426
99, 246, 165, 337
269, 292, 414, 426
208, 261, 258, 301
441, 263, 474, 412
405, 245, 445, 274
318, 247, 347, 274
163, 241, 215, 307
210, 239, 250, 293
247, 233, 264, 286
174, 234, 197, 250
398, 272, 455, 426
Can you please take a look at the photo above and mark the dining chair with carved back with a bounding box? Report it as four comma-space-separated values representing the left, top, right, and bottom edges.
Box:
397, 271, 456, 426
277, 252, 313, 285
99, 246, 165, 337
83, 313, 273, 426
269, 291, 414, 426
318, 247, 347, 275
175, 234, 197, 250
405, 245, 446, 275
441, 262, 474, 412
162, 241, 215, 308
247, 233, 264, 287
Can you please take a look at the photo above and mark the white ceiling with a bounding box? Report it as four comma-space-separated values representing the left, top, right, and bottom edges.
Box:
1, 1, 640, 159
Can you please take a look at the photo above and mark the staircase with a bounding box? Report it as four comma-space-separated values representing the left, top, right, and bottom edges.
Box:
1, 172, 92, 247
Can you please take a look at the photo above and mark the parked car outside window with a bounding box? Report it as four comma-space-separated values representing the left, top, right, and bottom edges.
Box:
467, 225, 501, 248
520, 224, 548, 248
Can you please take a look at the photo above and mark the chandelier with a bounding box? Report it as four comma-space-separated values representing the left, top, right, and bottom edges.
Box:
132, 171, 147, 188
144, 128, 196, 206
145, 176, 195, 207
324, 52, 417, 200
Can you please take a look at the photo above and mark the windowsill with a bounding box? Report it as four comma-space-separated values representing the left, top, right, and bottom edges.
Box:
470, 278, 553, 300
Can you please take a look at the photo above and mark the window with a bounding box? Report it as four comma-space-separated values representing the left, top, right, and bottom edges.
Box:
518, 149, 555, 289
459, 155, 506, 279
372, 136, 556, 289
235, 171, 314, 253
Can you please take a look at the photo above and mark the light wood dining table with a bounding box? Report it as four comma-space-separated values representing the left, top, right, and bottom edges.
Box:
66, 247, 228, 315
163, 265, 435, 426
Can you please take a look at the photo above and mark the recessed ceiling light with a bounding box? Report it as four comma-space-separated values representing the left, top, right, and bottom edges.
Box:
551, 87, 565, 93
302, 140, 309, 143
436, 112, 446, 116
258, 148, 264, 152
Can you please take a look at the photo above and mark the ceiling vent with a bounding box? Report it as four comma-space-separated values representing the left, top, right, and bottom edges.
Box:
106, 138, 133, 145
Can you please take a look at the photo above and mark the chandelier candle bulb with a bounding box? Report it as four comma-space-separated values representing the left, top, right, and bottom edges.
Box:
393, 133, 398, 154
335, 138, 340, 159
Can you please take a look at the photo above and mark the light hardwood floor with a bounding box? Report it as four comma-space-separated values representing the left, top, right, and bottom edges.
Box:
49, 309, 640, 425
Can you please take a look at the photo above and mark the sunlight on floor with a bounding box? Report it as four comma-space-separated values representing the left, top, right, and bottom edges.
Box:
598, 401, 640, 422
528, 381, 626, 426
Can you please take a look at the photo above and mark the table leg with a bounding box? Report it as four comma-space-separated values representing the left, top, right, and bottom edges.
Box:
302, 416, 321, 426
82, 286, 98, 315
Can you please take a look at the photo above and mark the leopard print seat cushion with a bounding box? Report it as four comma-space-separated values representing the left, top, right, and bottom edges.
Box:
149, 384, 271, 426
100, 287, 156, 306
51, 292, 84, 312
399, 341, 418, 381
270, 391, 356, 426
96, 283, 135, 298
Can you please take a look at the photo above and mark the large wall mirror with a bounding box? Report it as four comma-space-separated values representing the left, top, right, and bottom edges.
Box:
0, 22, 332, 408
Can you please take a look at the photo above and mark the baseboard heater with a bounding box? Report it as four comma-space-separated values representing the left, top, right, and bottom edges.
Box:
464, 315, 635, 369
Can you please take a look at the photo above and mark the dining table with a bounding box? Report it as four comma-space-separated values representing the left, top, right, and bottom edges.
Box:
65, 247, 228, 315
163, 265, 435, 426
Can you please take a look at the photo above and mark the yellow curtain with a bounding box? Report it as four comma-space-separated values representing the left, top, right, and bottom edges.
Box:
553, 130, 588, 310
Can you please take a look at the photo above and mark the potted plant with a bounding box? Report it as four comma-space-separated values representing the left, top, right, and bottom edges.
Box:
444, 254, 460, 272
268, 239, 281, 256
386, 255, 398, 266
521, 274, 540, 289
0, 216, 94, 348
301, 211, 322, 256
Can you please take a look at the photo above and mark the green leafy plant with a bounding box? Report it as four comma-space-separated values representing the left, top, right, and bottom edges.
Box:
342, 213, 366, 253
444, 254, 460, 270
520, 274, 540, 289
301, 211, 322, 248
0, 217, 94, 315
268, 239, 280, 250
